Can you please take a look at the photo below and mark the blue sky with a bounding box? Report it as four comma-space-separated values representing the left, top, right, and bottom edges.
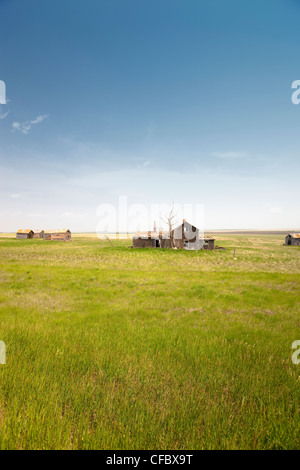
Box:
0, 0, 300, 231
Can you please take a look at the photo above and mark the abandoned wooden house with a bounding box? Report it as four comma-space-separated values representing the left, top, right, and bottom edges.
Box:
16, 229, 34, 239
32, 230, 45, 239
169, 220, 202, 250
285, 233, 300, 246
44, 229, 71, 241
133, 220, 215, 250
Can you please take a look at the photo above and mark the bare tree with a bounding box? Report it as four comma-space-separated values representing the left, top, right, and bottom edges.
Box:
160, 203, 177, 248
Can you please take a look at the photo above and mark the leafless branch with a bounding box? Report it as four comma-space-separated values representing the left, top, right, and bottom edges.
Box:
160, 202, 177, 248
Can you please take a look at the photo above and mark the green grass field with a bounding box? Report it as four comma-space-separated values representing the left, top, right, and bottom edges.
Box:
0, 234, 299, 449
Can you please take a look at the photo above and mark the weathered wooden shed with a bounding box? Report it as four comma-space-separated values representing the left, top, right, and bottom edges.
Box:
285, 233, 300, 246
44, 229, 71, 241
132, 231, 162, 248
16, 229, 34, 239
33, 230, 45, 239
203, 235, 215, 250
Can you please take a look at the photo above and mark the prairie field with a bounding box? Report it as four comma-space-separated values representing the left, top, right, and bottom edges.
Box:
0, 233, 299, 450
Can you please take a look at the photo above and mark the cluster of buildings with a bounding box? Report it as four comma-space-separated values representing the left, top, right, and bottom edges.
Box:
16, 229, 71, 241
132, 222, 300, 250
133, 220, 215, 250
15, 224, 300, 249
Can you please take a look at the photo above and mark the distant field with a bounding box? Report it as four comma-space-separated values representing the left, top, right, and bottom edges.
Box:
3, 230, 300, 239
0, 234, 299, 449
0, 232, 132, 239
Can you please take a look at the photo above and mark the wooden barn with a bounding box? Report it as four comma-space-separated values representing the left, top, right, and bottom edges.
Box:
44, 229, 71, 241
285, 233, 300, 246
33, 230, 45, 239
133, 220, 215, 250
16, 229, 34, 239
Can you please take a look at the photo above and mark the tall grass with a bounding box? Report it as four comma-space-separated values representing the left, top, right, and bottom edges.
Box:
0, 235, 299, 449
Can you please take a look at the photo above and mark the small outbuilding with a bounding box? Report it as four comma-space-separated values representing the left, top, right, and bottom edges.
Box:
133, 230, 165, 248
203, 235, 215, 250
44, 229, 71, 241
16, 229, 34, 239
285, 233, 300, 246
33, 230, 45, 239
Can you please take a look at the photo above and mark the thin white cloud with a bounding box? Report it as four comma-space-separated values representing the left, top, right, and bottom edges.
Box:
12, 114, 48, 135
212, 151, 246, 159
133, 157, 151, 168
10, 193, 20, 198
30, 115, 48, 125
